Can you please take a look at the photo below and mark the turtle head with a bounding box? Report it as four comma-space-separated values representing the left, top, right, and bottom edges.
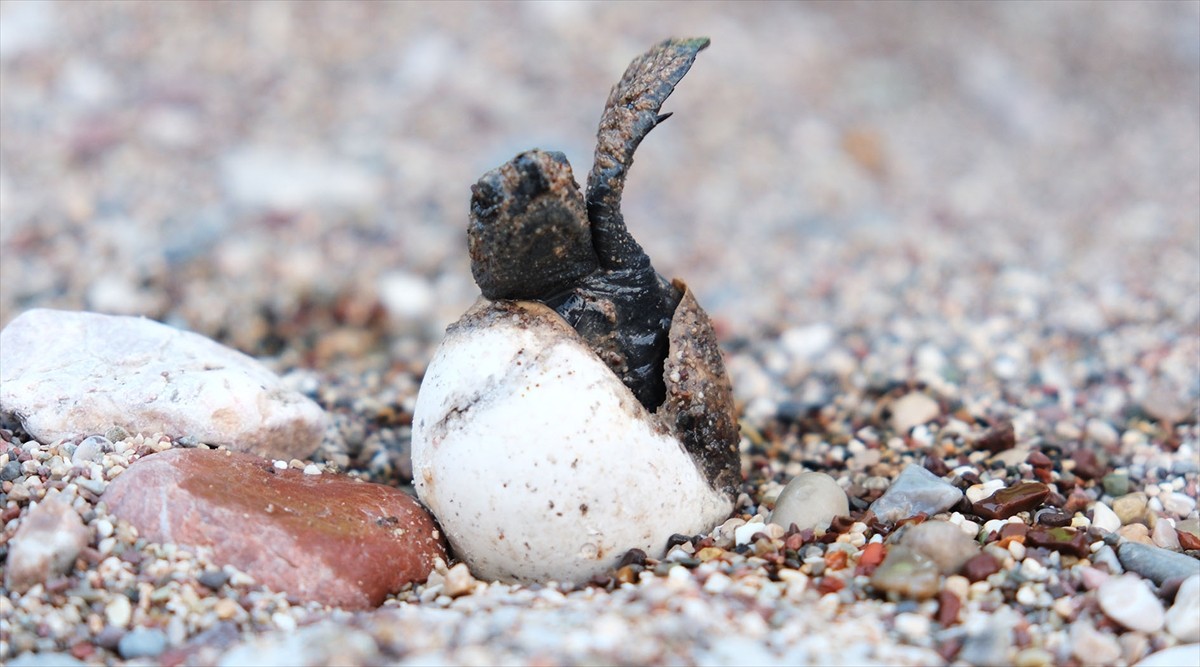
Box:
469, 150, 599, 301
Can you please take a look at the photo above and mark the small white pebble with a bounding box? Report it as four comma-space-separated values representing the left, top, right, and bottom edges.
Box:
1016, 585, 1038, 606
966, 479, 1006, 504
1008, 541, 1026, 561
894, 612, 930, 641
95, 519, 114, 538
302, 464, 321, 475
273, 460, 287, 470
1091, 502, 1121, 533
734, 521, 767, 546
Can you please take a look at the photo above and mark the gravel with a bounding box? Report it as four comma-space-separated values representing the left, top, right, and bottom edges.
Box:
2, 2, 1197, 666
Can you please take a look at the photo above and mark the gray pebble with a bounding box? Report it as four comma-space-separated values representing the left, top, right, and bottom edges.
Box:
118, 627, 169, 659
869, 464, 963, 524
1117, 541, 1200, 585
0, 460, 20, 481
770, 472, 848, 532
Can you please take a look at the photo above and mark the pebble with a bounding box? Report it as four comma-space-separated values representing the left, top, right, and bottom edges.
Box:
444, 563, 477, 598
0, 309, 327, 460
71, 435, 108, 464
105, 594, 132, 628
966, 479, 1006, 504
1112, 492, 1149, 525
4, 493, 91, 593
1091, 501, 1122, 533
889, 392, 940, 434
1151, 519, 1180, 550
769, 472, 849, 532
893, 520, 980, 575
1070, 618, 1122, 666
1117, 542, 1200, 584
1135, 645, 1200, 667
102, 448, 447, 609
1164, 575, 1200, 642
6, 654, 86, 667
734, 521, 768, 546
1097, 573, 1166, 633
973, 481, 1050, 520
869, 545, 940, 600
1085, 419, 1120, 447
1162, 492, 1196, 517
118, 627, 168, 659
1025, 527, 1090, 558
869, 464, 964, 524
1101, 472, 1130, 497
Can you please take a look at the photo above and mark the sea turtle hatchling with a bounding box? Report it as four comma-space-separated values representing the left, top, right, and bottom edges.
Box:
412, 38, 740, 583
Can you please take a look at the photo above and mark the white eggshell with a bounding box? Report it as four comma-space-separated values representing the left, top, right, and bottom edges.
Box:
412, 299, 732, 583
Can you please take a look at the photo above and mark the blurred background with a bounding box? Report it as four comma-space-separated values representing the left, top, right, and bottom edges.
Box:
1, 1, 1197, 373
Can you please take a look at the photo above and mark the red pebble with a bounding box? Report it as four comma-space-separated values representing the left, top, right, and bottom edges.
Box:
936, 589, 962, 626
1178, 530, 1200, 551
856, 542, 886, 576
816, 576, 845, 594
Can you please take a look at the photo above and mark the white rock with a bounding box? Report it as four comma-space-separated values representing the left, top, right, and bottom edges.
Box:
1163, 492, 1197, 517
1135, 645, 1200, 667
1091, 502, 1122, 534
0, 309, 326, 460
770, 472, 848, 532
3, 494, 91, 593
412, 300, 731, 584
1097, 573, 1165, 633
1152, 519, 1180, 550
1085, 419, 1120, 447
378, 271, 435, 321
890, 392, 940, 434
105, 594, 132, 629
735, 521, 768, 546
1165, 575, 1200, 643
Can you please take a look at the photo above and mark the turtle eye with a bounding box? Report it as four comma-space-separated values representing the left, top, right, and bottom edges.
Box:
469, 178, 503, 222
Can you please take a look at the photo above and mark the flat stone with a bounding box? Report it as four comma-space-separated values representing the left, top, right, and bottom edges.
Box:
4, 493, 91, 593
1152, 519, 1180, 550
1026, 526, 1090, 558
770, 472, 849, 532
0, 309, 326, 460
869, 545, 940, 600
893, 520, 980, 575
973, 482, 1050, 520
869, 464, 963, 524
1097, 573, 1165, 633
1165, 575, 1200, 642
102, 448, 446, 609
889, 392, 941, 434
961, 552, 1002, 582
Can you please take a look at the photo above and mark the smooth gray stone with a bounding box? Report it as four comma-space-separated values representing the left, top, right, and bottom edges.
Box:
1117, 541, 1200, 584
8, 653, 86, 667
118, 628, 168, 659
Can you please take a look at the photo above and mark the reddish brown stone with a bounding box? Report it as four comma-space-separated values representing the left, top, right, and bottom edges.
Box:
1071, 448, 1106, 480
1178, 529, 1200, 551
973, 482, 1051, 520
961, 552, 1001, 582
102, 448, 446, 610
1026, 451, 1053, 469
976, 420, 1016, 454
1026, 527, 1090, 558
936, 589, 962, 626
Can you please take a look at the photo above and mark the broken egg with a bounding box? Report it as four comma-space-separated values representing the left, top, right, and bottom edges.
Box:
412, 37, 739, 583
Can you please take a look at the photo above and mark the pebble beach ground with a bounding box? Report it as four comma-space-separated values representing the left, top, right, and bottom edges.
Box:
2, 2, 1199, 666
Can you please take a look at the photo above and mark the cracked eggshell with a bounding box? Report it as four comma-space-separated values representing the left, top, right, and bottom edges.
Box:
412, 297, 733, 584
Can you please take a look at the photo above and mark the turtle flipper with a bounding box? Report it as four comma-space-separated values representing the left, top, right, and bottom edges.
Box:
586, 37, 710, 271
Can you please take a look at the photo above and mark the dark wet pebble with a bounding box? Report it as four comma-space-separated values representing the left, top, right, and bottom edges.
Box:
1035, 508, 1072, 527
1117, 542, 1200, 585
1026, 451, 1053, 468
1072, 449, 1106, 480
975, 420, 1015, 454
973, 482, 1050, 519
936, 589, 962, 626
1026, 527, 1090, 558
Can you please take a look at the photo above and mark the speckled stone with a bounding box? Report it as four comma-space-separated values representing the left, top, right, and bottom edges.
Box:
4, 493, 91, 593
869, 464, 963, 524
1098, 573, 1165, 633
102, 448, 447, 609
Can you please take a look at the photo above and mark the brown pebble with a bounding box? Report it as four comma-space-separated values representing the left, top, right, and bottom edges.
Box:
1178, 530, 1200, 551
936, 589, 962, 626
976, 420, 1016, 454
1026, 451, 1053, 468
1035, 508, 1072, 527
102, 448, 446, 610
1026, 527, 1090, 558
973, 482, 1051, 520
961, 552, 1002, 582
1071, 449, 1105, 480
1064, 489, 1092, 516
923, 455, 949, 477
1000, 523, 1029, 540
